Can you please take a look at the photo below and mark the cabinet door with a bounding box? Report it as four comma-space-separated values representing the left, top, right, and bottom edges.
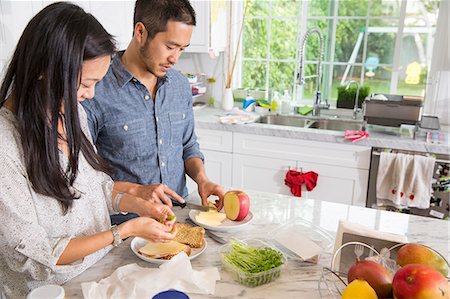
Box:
186, 0, 226, 53
186, 149, 232, 194
232, 153, 295, 195
298, 161, 369, 206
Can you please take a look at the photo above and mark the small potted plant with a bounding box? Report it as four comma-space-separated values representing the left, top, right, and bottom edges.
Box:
336, 84, 370, 109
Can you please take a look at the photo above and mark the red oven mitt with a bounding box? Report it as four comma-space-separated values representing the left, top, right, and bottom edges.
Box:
285, 170, 319, 197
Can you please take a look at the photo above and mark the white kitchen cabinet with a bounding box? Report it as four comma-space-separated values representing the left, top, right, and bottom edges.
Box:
187, 129, 370, 206
186, 129, 233, 193
233, 133, 371, 206
232, 154, 295, 195
187, 0, 227, 53
297, 161, 370, 206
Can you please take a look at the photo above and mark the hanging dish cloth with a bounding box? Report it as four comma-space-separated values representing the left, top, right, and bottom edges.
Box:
376, 152, 435, 209
284, 169, 319, 197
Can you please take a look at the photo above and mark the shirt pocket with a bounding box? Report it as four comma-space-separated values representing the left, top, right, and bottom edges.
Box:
169, 111, 187, 147
104, 118, 154, 159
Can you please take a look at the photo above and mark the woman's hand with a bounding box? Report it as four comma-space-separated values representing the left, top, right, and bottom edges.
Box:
137, 201, 177, 223
121, 217, 176, 243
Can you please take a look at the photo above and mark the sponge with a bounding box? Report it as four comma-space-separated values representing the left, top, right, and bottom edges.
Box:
256, 99, 271, 109
297, 106, 313, 115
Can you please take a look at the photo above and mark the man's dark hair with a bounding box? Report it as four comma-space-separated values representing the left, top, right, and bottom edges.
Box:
134, 0, 196, 39
0, 2, 116, 213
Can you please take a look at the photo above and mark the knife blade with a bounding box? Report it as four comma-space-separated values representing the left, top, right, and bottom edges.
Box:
180, 202, 211, 212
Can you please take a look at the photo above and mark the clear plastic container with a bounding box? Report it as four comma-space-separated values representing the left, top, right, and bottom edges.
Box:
219, 238, 286, 287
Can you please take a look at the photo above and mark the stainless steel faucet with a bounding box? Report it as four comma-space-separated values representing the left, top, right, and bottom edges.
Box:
297, 28, 328, 116
344, 80, 361, 119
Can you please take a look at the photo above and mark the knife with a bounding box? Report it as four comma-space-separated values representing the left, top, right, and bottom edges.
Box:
179, 202, 211, 212
185, 218, 227, 244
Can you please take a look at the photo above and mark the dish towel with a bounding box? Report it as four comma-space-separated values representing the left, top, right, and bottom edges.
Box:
285, 170, 319, 197
376, 152, 435, 209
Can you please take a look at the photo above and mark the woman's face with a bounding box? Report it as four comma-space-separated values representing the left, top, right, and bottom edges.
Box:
76, 55, 111, 102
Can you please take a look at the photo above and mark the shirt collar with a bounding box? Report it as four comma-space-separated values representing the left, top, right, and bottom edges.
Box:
112, 51, 172, 88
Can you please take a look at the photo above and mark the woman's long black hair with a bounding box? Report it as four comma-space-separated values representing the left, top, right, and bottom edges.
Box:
0, 2, 116, 213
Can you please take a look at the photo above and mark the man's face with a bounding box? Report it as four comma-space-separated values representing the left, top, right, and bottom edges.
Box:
140, 20, 193, 78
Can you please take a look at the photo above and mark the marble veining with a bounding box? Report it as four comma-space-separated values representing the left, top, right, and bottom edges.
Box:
194, 107, 449, 155
63, 190, 449, 298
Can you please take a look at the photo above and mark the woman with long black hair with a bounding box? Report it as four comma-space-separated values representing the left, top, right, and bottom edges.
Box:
0, 3, 176, 298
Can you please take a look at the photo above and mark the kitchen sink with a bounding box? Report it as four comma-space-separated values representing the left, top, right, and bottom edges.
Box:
255, 114, 364, 131
256, 115, 315, 128
308, 119, 364, 131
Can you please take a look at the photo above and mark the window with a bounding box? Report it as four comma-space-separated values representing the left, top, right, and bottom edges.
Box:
239, 0, 439, 107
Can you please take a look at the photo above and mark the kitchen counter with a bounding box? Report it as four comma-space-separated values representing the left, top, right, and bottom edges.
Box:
194, 107, 449, 155
63, 190, 449, 298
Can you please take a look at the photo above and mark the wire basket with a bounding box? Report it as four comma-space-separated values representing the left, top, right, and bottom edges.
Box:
318, 242, 450, 298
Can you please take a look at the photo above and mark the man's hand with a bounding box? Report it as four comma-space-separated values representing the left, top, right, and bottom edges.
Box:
198, 180, 225, 211
136, 184, 185, 207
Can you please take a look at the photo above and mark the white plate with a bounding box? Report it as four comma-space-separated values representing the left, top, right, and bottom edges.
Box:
130, 237, 207, 265
189, 210, 254, 232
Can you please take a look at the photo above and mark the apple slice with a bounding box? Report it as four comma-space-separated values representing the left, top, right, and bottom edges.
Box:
224, 190, 250, 221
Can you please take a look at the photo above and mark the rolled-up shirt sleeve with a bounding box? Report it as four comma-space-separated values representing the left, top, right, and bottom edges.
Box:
0, 155, 75, 280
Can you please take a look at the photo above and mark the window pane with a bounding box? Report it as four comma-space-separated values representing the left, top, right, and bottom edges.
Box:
308, 0, 333, 17
370, 0, 401, 17
334, 19, 366, 63
304, 20, 330, 62
271, 19, 298, 60
364, 68, 392, 94
243, 18, 268, 59
338, 0, 368, 16
272, 0, 299, 17
366, 32, 396, 65
246, 0, 269, 17
242, 60, 267, 89
269, 62, 296, 94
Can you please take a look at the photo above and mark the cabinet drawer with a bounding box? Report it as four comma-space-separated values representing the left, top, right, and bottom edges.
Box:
196, 128, 233, 152
233, 133, 371, 170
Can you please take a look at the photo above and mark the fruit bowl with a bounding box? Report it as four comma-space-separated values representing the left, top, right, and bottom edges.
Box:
318, 242, 450, 298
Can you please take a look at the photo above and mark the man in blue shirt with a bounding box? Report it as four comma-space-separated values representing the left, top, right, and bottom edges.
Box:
82, 0, 224, 224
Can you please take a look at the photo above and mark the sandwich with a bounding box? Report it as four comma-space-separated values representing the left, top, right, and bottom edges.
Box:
173, 223, 205, 248
138, 240, 191, 260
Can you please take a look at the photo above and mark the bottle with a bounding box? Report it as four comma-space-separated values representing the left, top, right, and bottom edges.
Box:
281, 90, 292, 115
242, 90, 256, 112
271, 91, 281, 114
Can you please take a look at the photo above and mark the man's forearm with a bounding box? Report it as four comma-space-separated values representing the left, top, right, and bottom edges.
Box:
185, 157, 207, 184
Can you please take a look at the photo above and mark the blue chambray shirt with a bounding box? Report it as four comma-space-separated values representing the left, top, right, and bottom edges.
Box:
81, 53, 204, 198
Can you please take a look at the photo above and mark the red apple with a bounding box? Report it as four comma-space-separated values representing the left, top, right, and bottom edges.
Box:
348, 259, 393, 298
223, 190, 250, 221
393, 264, 448, 299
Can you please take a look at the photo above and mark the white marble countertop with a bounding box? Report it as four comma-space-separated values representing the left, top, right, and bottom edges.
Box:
63, 190, 449, 298
194, 107, 449, 155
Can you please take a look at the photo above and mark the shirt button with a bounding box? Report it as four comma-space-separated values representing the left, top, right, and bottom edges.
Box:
159, 139, 163, 144
156, 117, 159, 122
144, 95, 150, 100
18, 244, 25, 249
161, 162, 165, 167
183, 113, 186, 119
123, 124, 128, 131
